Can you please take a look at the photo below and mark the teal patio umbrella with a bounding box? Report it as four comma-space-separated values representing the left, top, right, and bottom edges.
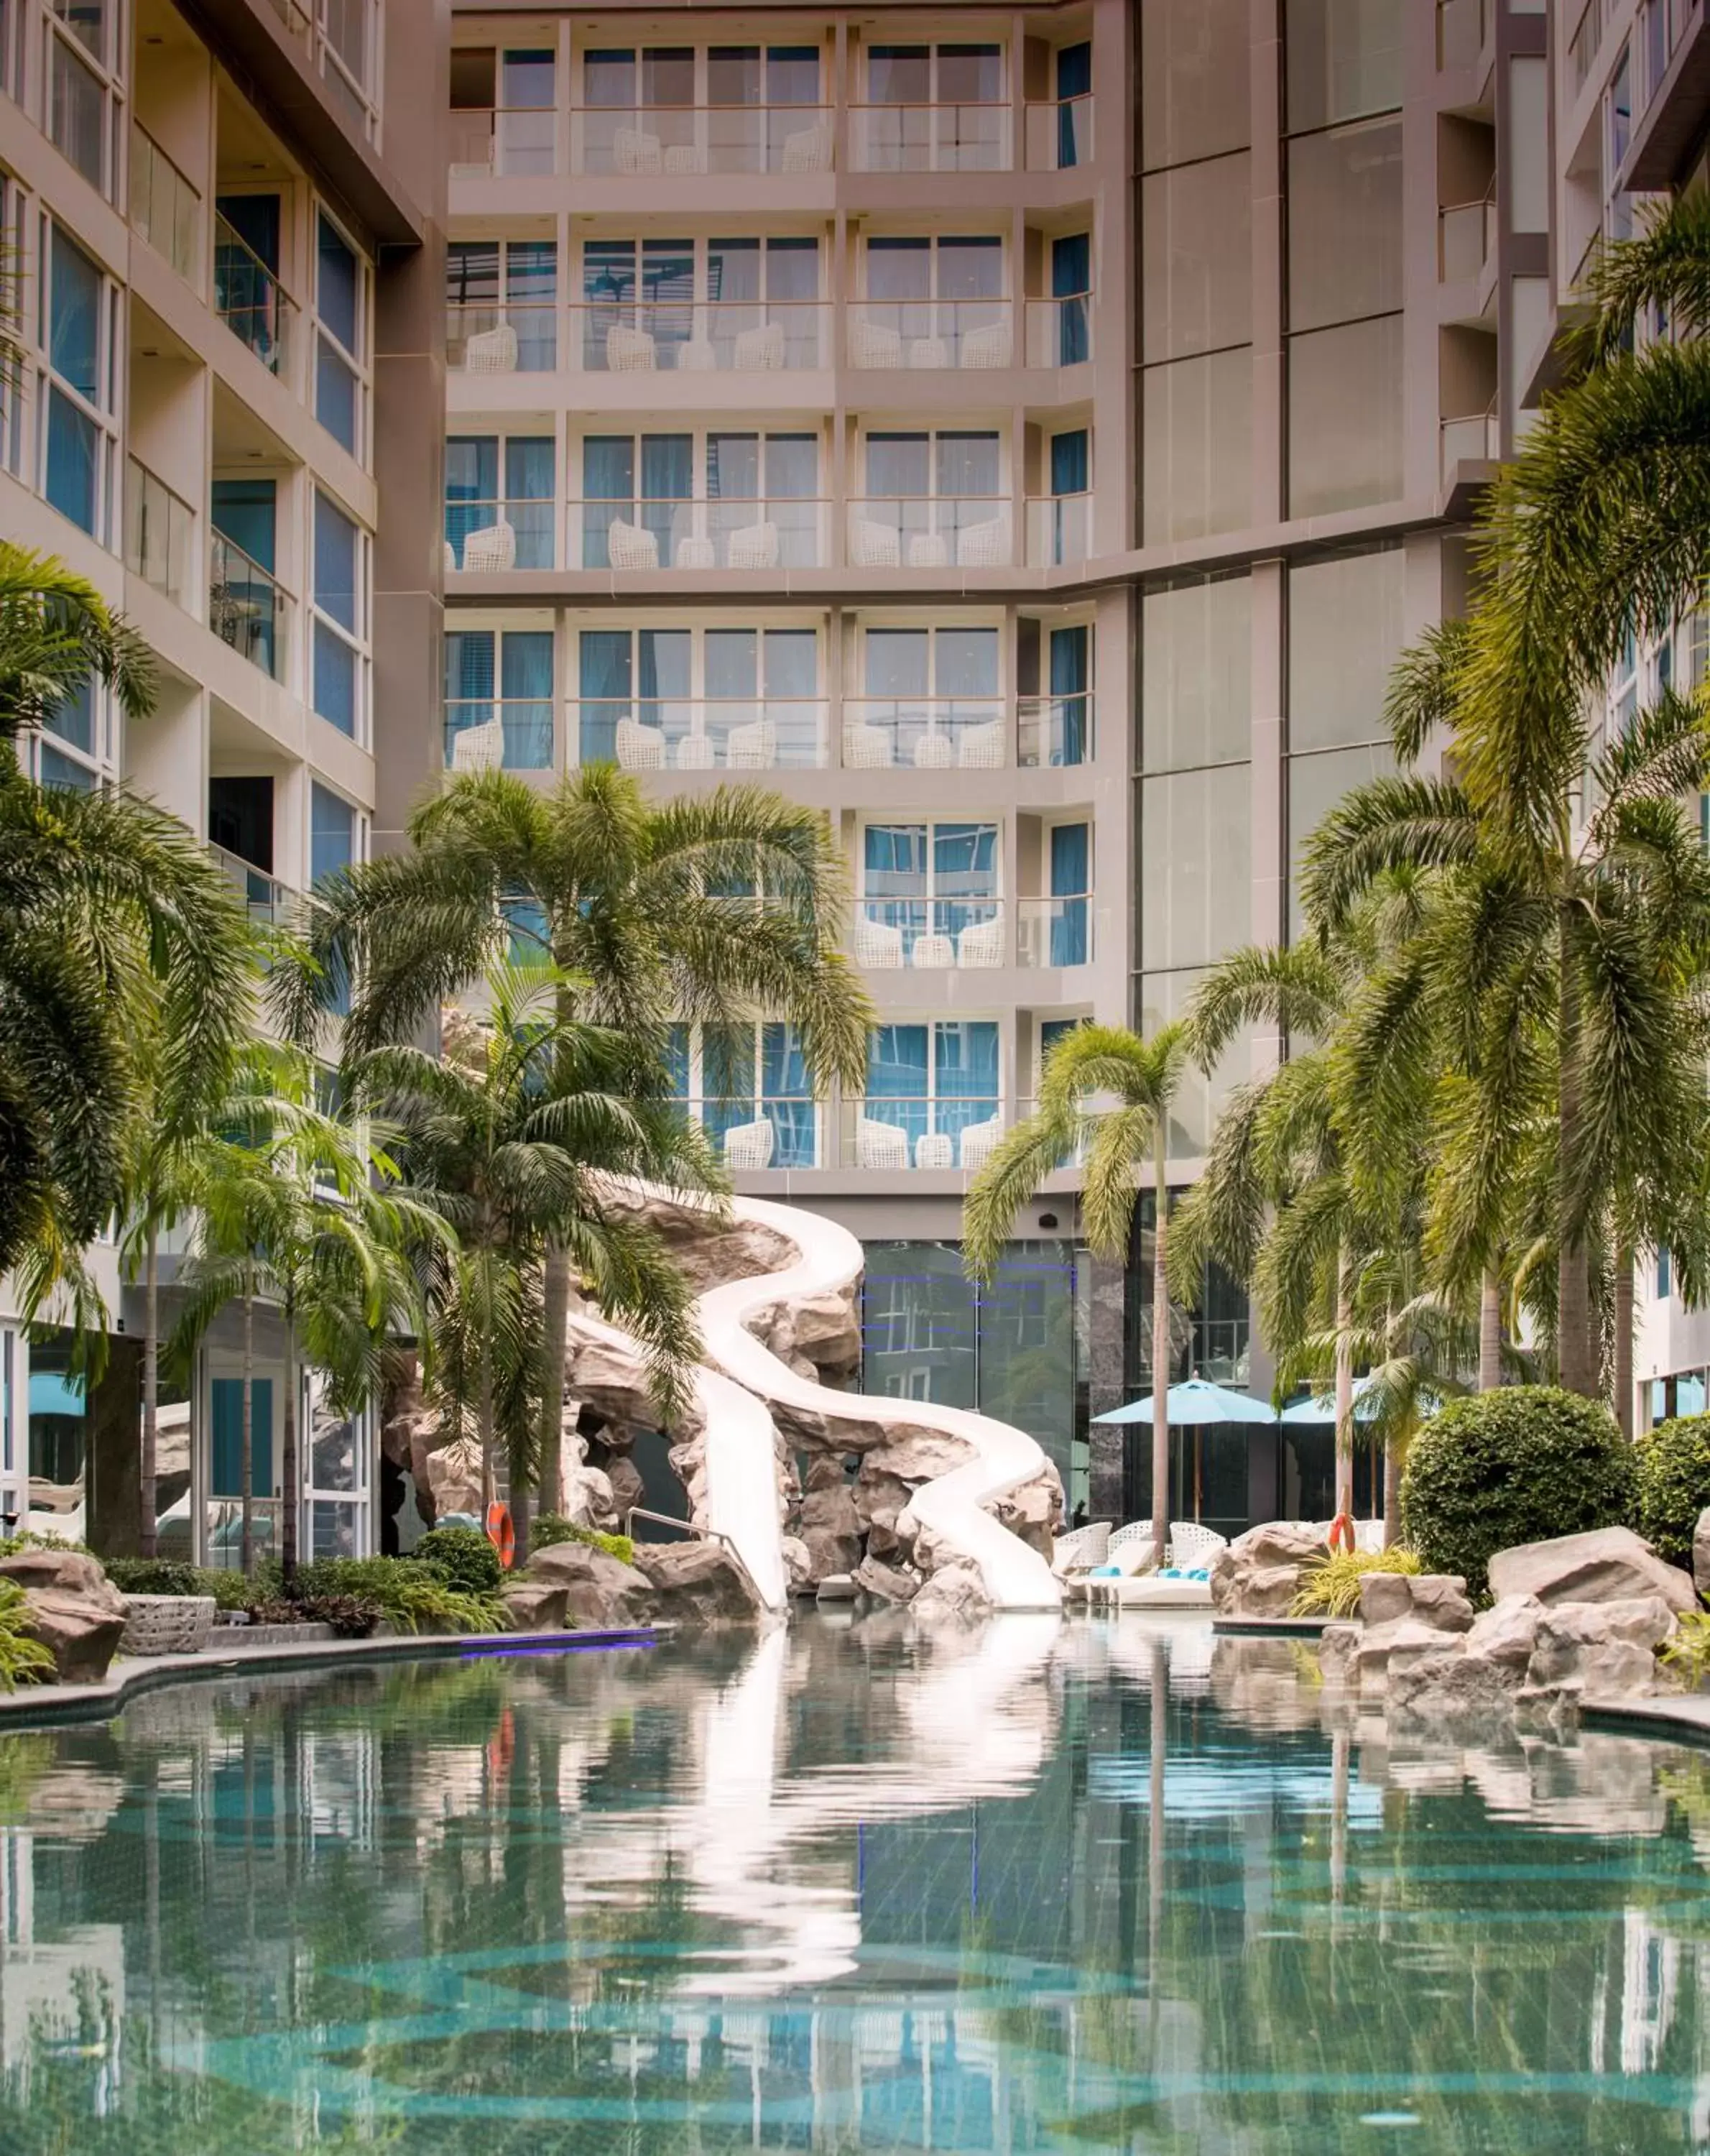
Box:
1094, 1379, 1276, 1521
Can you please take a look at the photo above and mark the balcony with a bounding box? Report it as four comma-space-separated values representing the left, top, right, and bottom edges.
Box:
210, 843, 293, 929
677, 1097, 823, 1171
130, 124, 200, 284
848, 103, 1012, 173
570, 104, 834, 178
1569, 0, 1607, 96
846, 498, 1012, 570
1025, 493, 1092, 569
444, 499, 555, 571
1024, 94, 1093, 171
449, 106, 556, 178
848, 301, 1014, 371
566, 497, 827, 571
842, 699, 1005, 770
1440, 406, 1499, 481
447, 301, 558, 374
1017, 692, 1093, 767
1438, 188, 1496, 282
125, 459, 194, 609
841, 1098, 1004, 1172
445, 698, 555, 771
208, 532, 290, 682
1017, 895, 1091, 967
213, 212, 297, 377
576, 698, 830, 771
852, 899, 1005, 971
565, 298, 828, 374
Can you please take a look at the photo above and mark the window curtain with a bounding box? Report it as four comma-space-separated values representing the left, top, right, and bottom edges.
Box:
1056, 41, 1091, 166
500, 630, 553, 768
1050, 822, 1090, 965
445, 436, 498, 564
935, 1020, 999, 1143
1053, 234, 1091, 364
762, 1023, 815, 1166
642, 433, 691, 564
578, 628, 631, 760
867, 1023, 929, 1147
581, 436, 634, 568
444, 628, 495, 762
1048, 624, 1089, 765
505, 438, 555, 568
507, 240, 556, 368
936, 822, 998, 946
211, 1378, 274, 1498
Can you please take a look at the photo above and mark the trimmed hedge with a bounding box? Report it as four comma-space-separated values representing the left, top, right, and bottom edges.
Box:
1635, 1414, 1710, 1571
1400, 1385, 1635, 1600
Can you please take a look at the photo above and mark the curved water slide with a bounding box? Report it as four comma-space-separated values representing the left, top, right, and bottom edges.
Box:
582, 1187, 1063, 1614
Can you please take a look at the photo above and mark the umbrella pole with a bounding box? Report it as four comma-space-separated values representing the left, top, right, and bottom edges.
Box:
1193, 1427, 1202, 1521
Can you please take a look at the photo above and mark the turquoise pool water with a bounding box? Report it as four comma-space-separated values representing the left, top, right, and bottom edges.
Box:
0, 1616, 1706, 2152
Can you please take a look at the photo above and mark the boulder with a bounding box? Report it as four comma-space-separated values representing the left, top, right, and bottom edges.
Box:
1318, 1621, 1360, 1685
629, 1540, 762, 1626
1389, 1646, 1521, 1730
851, 1469, 915, 1560
559, 1460, 619, 1533
1695, 1506, 1710, 1601
989, 1468, 1062, 1559
798, 1475, 864, 1580
908, 1561, 992, 1627
527, 1539, 655, 1628
1210, 1523, 1328, 1615
785, 1289, 862, 1373
1357, 1572, 1474, 1634
1527, 1594, 1677, 1694
0, 1551, 128, 1685
1464, 1593, 1548, 1672
1232, 1564, 1308, 1618
602, 1452, 645, 1523
423, 1435, 484, 1521
780, 1535, 814, 1591
502, 1581, 570, 1631
1487, 1526, 1698, 1617
1354, 1618, 1456, 1686
853, 1557, 920, 1604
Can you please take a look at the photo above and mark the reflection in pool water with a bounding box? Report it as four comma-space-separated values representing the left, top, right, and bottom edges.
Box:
0, 1616, 1708, 2150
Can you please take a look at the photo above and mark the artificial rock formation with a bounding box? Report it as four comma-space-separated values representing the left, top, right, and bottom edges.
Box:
629, 1540, 764, 1625
1695, 1506, 1710, 1601
1, 1549, 128, 1685
507, 1539, 655, 1631
1486, 1526, 1698, 1616
1210, 1522, 1329, 1617
1357, 1572, 1474, 1632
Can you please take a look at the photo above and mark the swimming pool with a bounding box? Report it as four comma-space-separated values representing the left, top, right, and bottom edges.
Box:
0, 1614, 1706, 2152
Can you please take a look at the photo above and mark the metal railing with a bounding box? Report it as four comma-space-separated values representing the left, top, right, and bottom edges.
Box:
848, 102, 1012, 173
1025, 93, 1093, 170
570, 104, 834, 177
846, 497, 1012, 569
1438, 187, 1497, 282
130, 124, 200, 282
569, 298, 828, 373
1025, 492, 1093, 568
841, 1098, 1007, 1172
567, 497, 827, 571
1017, 894, 1093, 967
853, 898, 1005, 970
443, 499, 556, 571
1017, 692, 1093, 767
209, 530, 291, 681
209, 842, 293, 928
213, 211, 297, 375
446, 300, 558, 374
1440, 407, 1500, 478
841, 698, 1006, 770
623, 1506, 767, 1605
847, 299, 1013, 370
124, 458, 194, 607
573, 697, 829, 770
444, 699, 555, 771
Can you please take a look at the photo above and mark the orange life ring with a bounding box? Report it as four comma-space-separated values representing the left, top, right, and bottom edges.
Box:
1328, 1510, 1357, 1556
485, 1501, 516, 1570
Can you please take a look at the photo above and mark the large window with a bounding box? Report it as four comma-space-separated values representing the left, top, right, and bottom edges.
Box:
863, 1020, 1000, 1166
37, 675, 102, 792
856, 430, 1006, 566
857, 43, 1007, 171
1140, 768, 1252, 974
1140, 0, 1250, 170
575, 430, 818, 571
449, 239, 558, 372
850, 622, 1001, 766
47, 0, 123, 197
1143, 348, 1252, 544
451, 45, 555, 176
1142, 155, 1252, 364
445, 627, 554, 770
1142, 574, 1251, 772
580, 236, 821, 370
858, 821, 1000, 967
313, 211, 368, 459
667, 1021, 817, 1169
576, 622, 820, 768
40, 221, 116, 542
309, 780, 357, 886
312, 492, 368, 740
578, 45, 823, 174
446, 435, 555, 571
1285, 0, 1403, 133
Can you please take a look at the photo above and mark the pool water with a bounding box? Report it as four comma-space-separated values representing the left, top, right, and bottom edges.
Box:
0, 1616, 1707, 2154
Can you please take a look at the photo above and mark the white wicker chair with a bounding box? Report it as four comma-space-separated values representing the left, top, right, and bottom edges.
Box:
1086, 1519, 1157, 1606
722, 1118, 775, 1170
614, 126, 662, 174
464, 322, 518, 373
675, 339, 718, 373
848, 514, 901, 567
665, 142, 707, 175
1051, 1521, 1110, 1577
606, 322, 657, 372
781, 119, 831, 171
461, 520, 516, 571
958, 915, 1005, 967
959, 319, 1013, 369
443, 539, 457, 573
957, 722, 1006, 768
450, 717, 507, 773
852, 915, 904, 968
675, 731, 716, 770
726, 718, 776, 768
910, 931, 954, 969
912, 729, 954, 768
734, 321, 785, 372
915, 1130, 953, 1169
1169, 1521, 1229, 1571
956, 513, 1011, 567
907, 531, 951, 567
857, 1116, 910, 1169
842, 722, 892, 768
615, 718, 666, 770
727, 521, 779, 570
606, 517, 660, 571
848, 314, 904, 369
958, 1114, 1002, 1170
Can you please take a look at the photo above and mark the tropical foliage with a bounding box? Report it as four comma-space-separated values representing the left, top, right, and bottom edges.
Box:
1634, 1414, 1710, 1572
1290, 1547, 1420, 1621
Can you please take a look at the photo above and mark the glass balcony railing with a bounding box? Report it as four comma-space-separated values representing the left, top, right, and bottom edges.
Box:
124, 458, 193, 608
213, 211, 296, 376
574, 697, 829, 770
1568, 0, 1606, 94
852, 898, 1005, 970
446, 301, 558, 374
846, 497, 1012, 570
444, 699, 555, 771
1438, 192, 1497, 282
1440, 408, 1500, 479
570, 298, 828, 373
208, 530, 290, 681
1026, 493, 1093, 568
668, 1097, 822, 1171
449, 106, 557, 177
569, 104, 834, 177
130, 124, 200, 282
847, 300, 1014, 371
1017, 894, 1092, 967
209, 843, 293, 930
1017, 692, 1093, 768
567, 497, 827, 571
841, 1098, 1007, 1172
1025, 94, 1093, 170
842, 699, 1006, 770
849, 102, 1012, 173
1024, 295, 1094, 367
443, 499, 556, 571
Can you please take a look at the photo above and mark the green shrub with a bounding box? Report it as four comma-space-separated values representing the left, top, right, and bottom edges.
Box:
287, 1557, 504, 1636
106, 1560, 205, 1599
1290, 1547, 1421, 1619
415, 1524, 503, 1597
0, 1532, 90, 1560
532, 1516, 635, 1567
1400, 1385, 1635, 1600
1662, 1611, 1710, 1688
1635, 1414, 1710, 1571
0, 1582, 57, 1691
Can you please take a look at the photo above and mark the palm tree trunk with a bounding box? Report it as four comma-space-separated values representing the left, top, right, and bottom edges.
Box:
537, 1243, 571, 1522
1479, 1269, 1502, 1392
1334, 1247, 1354, 1526
479, 1342, 496, 1514
1150, 1140, 1170, 1573
1384, 1429, 1405, 1549
1613, 1247, 1634, 1440
240, 1287, 254, 1579
140, 1222, 159, 1559
280, 1314, 298, 1585
1556, 926, 1597, 1397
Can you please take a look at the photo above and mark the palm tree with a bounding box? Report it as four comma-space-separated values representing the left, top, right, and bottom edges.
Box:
352, 957, 716, 1556
274, 764, 869, 1524
963, 1023, 1192, 1572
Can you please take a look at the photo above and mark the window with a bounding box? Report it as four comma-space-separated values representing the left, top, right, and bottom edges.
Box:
448, 239, 558, 371
667, 1021, 818, 1169
1658, 1246, 1673, 1299
1047, 821, 1091, 965
1142, 155, 1252, 363
859, 43, 1008, 171
1142, 767, 1251, 972
446, 435, 555, 570
1142, 574, 1251, 772
1285, 0, 1403, 132
1288, 545, 1403, 752
46, 0, 123, 198
1287, 120, 1402, 334
576, 622, 820, 767
1140, 0, 1250, 170
40, 221, 116, 543
580, 235, 820, 369
309, 780, 356, 886
34, 674, 103, 791
854, 623, 1000, 763
859, 431, 1005, 563
864, 1021, 1002, 1161
1288, 313, 1403, 517
312, 492, 368, 740
575, 430, 818, 571
445, 627, 554, 770
317, 0, 379, 140
1143, 348, 1252, 544
580, 46, 822, 174
1019, 618, 1093, 766
859, 821, 1000, 965
313, 211, 368, 459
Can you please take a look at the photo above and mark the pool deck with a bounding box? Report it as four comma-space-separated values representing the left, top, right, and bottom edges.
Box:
0, 1626, 665, 1730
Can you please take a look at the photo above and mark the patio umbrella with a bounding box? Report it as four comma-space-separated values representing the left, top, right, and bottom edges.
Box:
1094, 1379, 1276, 1522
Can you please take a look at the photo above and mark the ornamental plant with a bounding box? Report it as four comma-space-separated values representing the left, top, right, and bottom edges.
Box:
1635, 1414, 1710, 1571
1400, 1385, 1635, 1600
1290, 1547, 1421, 1620
415, 1523, 504, 1598
532, 1516, 636, 1567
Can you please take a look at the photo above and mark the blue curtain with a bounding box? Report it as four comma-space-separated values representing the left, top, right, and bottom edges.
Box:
211, 1378, 274, 1498
867, 1024, 929, 1147
1053, 235, 1091, 364
935, 1021, 999, 1142
936, 822, 998, 944
578, 629, 632, 760
1056, 42, 1091, 166
642, 433, 691, 563
581, 438, 633, 569
445, 436, 498, 563
1048, 625, 1089, 765
1050, 824, 1090, 965
1050, 428, 1089, 496
444, 628, 494, 763
762, 1023, 815, 1166
501, 630, 553, 768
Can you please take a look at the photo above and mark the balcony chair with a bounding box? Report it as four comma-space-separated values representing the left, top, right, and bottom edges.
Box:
910, 931, 954, 969
912, 729, 954, 768
443, 539, 457, 573
957, 722, 1005, 768
856, 1116, 910, 1170
726, 717, 776, 768
842, 722, 892, 768
958, 1114, 1002, 1171
675, 531, 717, 569
461, 520, 517, 572
450, 717, 507, 773
675, 730, 717, 770
727, 520, 780, 570
848, 514, 901, 567
722, 1118, 775, 1171
615, 718, 666, 770
606, 322, 657, 372
851, 916, 904, 969
959, 319, 1013, 369
907, 531, 951, 567
665, 142, 708, 175
848, 314, 904, 369
956, 513, 1011, 567
907, 336, 949, 369
781, 119, 832, 172
958, 915, 1004, 967
613, 126, 663, 174
734, 321, 786, 372
464, 322, 518, 373
915, 1130, 953, 1169
607, 517, 660, 571
1085, 1521, 1157, 1608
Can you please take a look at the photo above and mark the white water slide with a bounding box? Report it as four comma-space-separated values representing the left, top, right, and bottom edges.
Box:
583, 1188, 1063, 1614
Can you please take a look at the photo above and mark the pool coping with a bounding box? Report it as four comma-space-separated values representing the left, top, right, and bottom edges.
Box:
1211, 1616, 1332, 1637
1579, 1692, 1710, 1746
0, 1626, 665, 1731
